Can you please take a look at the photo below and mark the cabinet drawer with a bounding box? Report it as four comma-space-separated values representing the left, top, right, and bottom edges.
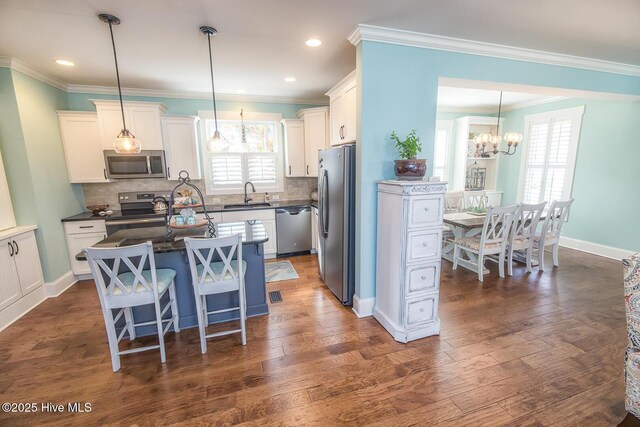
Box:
406, 263, 440, 295
406, 295, 438, 326
65, 220, 106, 234
409, 196, 442, 228
407, 230, 441, 262
221, 209, 275, 222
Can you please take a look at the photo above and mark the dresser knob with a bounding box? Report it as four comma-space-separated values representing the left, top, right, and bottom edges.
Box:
424, 207, 429, 212
422, 242, 428, 247
420, 307, 425, 312
421, 275, 427, 280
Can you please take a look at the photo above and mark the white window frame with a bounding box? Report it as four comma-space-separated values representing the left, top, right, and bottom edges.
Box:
434, 120, 453, 182
517, 105, 584, 204
198, 110, 284, 195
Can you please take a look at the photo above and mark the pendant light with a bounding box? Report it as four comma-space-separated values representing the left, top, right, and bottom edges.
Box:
99, 14, 141, 154
200, 26, 226, 152
240, 108, 247, 144
473, 91, 522, 157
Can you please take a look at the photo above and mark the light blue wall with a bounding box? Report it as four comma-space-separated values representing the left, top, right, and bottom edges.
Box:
357, 40, 640, 299
496, 98, 640, 251
2, 70, 85, 282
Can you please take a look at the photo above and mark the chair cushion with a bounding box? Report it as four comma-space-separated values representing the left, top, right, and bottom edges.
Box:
196, 260, 247, 282
114, 268, 176, 296
455, 237, 501, 251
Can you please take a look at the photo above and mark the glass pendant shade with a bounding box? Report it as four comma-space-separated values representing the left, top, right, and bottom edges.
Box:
474, 133, 500, 145
503, 132, 523, 146
206, 129, 228, 152
114, 129, 141, 154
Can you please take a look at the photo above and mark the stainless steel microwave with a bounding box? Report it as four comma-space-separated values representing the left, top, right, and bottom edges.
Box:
103, 150, 167, 179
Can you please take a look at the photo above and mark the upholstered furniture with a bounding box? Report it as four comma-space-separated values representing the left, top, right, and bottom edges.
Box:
534, 199, 574, 271
453, 205, 519, 281
184, 235, 247, 354
375, 180, 446, 343
85, 241, 180, 372
624, 253, 640, 419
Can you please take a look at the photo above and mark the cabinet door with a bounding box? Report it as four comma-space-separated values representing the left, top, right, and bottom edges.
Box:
58, 113, 109, 183
96, 104, 126, 150
342, 79, 357, 143
0, 238, 21, 311
304, 111, 328, 177
66, 231, 106, 276
162, 117, 201, 180
127, 106, 164, 150
329, 94, 344, 146
282, 120, 305, 177
12, 232, 44, 295
262, 219, 278, 256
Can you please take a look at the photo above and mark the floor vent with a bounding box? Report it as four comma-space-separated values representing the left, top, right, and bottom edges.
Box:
269, 290, 283, 304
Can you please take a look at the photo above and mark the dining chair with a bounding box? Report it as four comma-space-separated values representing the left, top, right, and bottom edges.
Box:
506, 202, 546, 275
184, 235, 247, 354
84, 242, 180, 372
453, 205, 519, 281
534, 199, 574, 271
445, 191, 465, 213
463, 190, 487, 211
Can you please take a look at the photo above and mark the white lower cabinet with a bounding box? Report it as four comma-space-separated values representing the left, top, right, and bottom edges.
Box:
374, 180, 447, 343
0, 228, 44, 311
64, 220, 107, 276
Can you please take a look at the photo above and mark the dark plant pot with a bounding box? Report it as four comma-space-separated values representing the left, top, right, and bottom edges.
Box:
394, 159, 427, 181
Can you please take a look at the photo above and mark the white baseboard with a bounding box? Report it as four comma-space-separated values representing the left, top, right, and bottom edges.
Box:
44, 270, 77, 297
0, 287, 46, 332
352, 295, 375, 318
560, 237, 635, 261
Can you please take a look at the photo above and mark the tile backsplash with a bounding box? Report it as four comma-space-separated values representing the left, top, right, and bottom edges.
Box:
82, 177, 318, 209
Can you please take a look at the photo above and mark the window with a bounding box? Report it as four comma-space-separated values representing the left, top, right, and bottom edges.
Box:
433, 120, 453, 181
199, 110, 284, 194
518, 106, 584, 205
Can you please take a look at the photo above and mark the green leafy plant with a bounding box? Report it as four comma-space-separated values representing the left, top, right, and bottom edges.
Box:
390, 129, 422, 159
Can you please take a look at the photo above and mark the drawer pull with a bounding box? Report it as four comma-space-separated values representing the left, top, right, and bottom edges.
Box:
79, 225, 94, 229
421, 275, 427, 280
422, 242, 428, 247
424, 207, 429, 211
420, 307, 425, 312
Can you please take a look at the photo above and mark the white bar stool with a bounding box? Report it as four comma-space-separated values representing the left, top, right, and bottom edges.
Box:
84, 242, 180, 372
184, 235, 247, 354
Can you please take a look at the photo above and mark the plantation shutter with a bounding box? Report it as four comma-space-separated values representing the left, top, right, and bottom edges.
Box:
247, 154, 278, 185
522, 122, 550, 204
210, 154, 243, 187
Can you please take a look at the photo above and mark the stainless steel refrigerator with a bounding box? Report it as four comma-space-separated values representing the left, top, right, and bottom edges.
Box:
317, 144, 355, 305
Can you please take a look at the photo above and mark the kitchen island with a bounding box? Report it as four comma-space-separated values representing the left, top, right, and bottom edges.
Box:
77, 222, 269, 337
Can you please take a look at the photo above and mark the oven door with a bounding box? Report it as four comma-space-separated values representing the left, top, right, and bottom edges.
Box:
105, 217, 167, 235
104, 150, 166, 179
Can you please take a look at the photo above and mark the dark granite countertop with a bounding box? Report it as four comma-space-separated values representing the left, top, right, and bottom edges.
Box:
63, 199, 318, 222
75, 221, 268, 261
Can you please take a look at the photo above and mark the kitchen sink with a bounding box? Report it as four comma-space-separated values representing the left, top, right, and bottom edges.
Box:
223, 202, 272, 209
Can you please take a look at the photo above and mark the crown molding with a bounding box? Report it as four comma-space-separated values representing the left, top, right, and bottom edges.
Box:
348, 24, 640, 77
67, 84, 329, 105
0, 56, 68, 90
0, 56, 328, 106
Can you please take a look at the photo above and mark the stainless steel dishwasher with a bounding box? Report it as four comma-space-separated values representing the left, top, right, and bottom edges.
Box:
276, 206, 312, 255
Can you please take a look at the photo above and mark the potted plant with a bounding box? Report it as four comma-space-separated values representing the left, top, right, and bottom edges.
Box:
390, 129, 426, 180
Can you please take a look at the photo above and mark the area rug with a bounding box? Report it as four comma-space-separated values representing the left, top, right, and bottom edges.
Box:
265, 260, 299, 283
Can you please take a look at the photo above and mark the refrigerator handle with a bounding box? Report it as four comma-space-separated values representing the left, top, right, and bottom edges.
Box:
321, 169, 329, 237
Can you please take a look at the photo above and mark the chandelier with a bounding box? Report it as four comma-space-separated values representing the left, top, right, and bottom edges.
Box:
473, 92, 522, 156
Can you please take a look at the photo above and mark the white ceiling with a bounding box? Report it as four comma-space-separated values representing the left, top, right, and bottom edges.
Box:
1, 0, 639, 101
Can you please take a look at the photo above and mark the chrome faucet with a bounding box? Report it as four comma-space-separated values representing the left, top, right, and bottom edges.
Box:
244, 181, 256, 204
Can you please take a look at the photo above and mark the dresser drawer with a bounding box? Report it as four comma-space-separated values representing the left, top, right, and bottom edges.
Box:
406, 263, 440, 295
407, 230, 441, 262
65, 220, 106, 234
406, 294, 438, 326
408, 196, 442, 228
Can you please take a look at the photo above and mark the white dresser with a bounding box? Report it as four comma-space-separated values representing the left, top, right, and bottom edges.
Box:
374, 180, 447, 343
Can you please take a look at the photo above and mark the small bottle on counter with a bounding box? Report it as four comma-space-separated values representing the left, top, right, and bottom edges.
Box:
264, 192, 270, 203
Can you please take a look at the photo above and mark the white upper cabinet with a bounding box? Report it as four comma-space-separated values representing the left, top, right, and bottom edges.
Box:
57, 111, 110, 183
161, 116, 201, 180
0, 148, 16, 232
326, 71, 357, 146
281, 119, 306, 177
299, 107, 329, 177
92, 100, 166, 150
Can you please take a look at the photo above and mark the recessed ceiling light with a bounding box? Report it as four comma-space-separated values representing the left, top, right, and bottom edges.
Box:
235, 89, 246, 94
284, 77, 296, 82
55, 59, 75, 66
305, 39, 322, 47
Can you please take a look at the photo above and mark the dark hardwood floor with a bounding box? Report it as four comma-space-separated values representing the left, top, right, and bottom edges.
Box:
0, 248, 629, 426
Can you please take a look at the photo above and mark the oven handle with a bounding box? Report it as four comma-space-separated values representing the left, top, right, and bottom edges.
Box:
146, 156, 152, 175
106, 218, 166, 226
